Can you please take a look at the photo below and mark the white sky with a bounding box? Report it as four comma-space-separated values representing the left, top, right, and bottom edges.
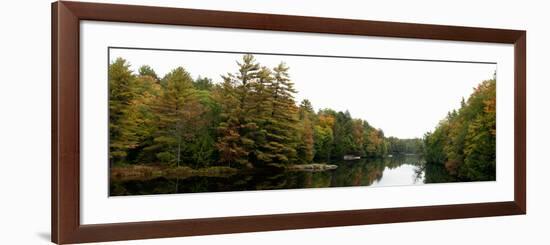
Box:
110, 48, 495, 139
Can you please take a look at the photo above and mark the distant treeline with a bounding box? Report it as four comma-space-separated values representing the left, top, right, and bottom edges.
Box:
423, 78, 496, 181
109, 54, 421, 169
387, 137, 423, 155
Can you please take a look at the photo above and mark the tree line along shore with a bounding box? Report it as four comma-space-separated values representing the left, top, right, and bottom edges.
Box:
109, 54, 495, 182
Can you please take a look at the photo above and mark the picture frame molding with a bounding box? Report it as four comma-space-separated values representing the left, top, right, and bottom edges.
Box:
51, 1, 526, 244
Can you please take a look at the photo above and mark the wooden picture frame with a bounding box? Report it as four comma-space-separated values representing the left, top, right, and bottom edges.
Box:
52, 1, 526, 244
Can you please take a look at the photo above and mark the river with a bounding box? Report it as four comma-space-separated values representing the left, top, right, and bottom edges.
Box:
110, 154, 455, 196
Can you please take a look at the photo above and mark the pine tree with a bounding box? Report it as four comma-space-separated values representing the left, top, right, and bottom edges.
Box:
297, 100, 315, 163
245, 66, 276, 164
138, 65, 159, 80
132, 69, 162, 164
193, 76, 214, 91
109, 58, 140, 164
299, 99, 314, 119
214, 54, 260, 167
213, 77, 249, 167
262, 62, 299, 164
149, 67, 206, 166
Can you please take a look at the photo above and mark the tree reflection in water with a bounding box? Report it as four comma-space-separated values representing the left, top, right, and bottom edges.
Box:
110, 154, 458, 196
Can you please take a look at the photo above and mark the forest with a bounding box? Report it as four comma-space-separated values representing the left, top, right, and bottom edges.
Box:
109, 53, 494, 184
423, 77, 496, 181
109, 54, 418, 170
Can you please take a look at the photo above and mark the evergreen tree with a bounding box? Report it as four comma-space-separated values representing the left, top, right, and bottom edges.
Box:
193, 76, 214, 91
262, 62, 299, 164
245, 66, 276, 164
297, 100, 315, 163
214, 54, 260, 167
213, 77, 249, 167
109, 58, 140, 164
299, 99, 314, 119
149, 67, 206, 166
131, 70, 162, 164
138, 65, 159, 81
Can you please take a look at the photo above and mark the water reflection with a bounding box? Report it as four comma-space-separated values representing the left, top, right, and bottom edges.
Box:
110, 154, 454, 196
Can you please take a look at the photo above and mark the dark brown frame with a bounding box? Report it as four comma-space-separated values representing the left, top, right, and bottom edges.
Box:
52, 1, 526, 244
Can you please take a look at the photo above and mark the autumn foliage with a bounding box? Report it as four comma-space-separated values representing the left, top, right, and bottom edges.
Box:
109, 55, 392, 169
423, 78, 496, 181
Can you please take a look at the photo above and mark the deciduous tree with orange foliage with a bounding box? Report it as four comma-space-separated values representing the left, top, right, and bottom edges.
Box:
424, 77, 496, 181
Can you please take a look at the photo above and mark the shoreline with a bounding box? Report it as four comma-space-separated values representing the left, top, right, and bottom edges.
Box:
110, 163, 338, 181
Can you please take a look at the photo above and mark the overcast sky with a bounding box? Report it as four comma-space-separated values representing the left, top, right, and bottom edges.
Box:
110, 48, 495, 139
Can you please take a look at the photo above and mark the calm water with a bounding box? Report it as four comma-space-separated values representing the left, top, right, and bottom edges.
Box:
110, 154, 455, 196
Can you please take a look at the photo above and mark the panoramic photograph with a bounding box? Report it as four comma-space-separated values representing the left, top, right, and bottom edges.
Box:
108, 48, 496, 196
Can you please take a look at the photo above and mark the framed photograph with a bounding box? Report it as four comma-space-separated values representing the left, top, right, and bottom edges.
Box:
52, 1, 526, 244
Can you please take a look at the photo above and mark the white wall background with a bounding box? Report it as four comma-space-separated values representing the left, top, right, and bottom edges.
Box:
0, 0, 547, 244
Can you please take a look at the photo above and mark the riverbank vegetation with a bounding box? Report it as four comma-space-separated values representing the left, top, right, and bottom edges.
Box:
111, 165, 237, 181
110, 155, 424, 195
423, 77, 496, 181
109, 54, 421, 176
109, 53, 494, 184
